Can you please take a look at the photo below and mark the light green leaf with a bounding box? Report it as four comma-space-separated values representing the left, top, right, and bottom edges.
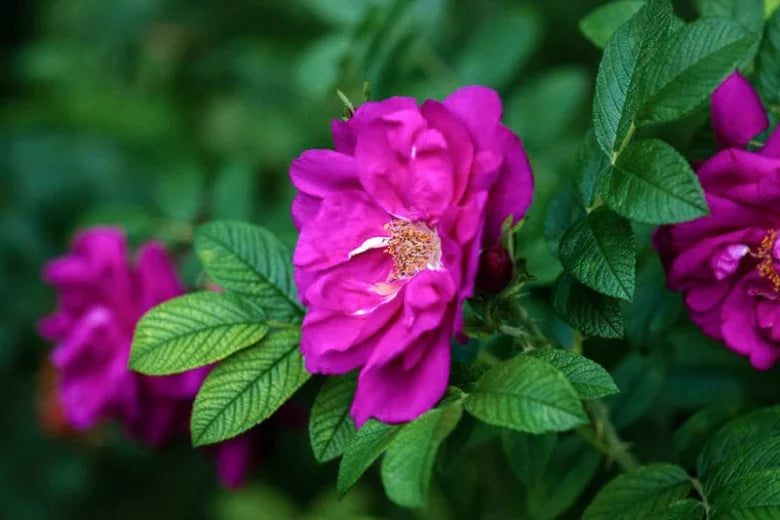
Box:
190, 329, 309, 446
194, 221, 302, 320
380, 402, 463, 508
455, 7, 541, 89
501, 430, 558, 487
525, 435, 602, 520
579, 0, 646, 49
309, 373, 357, 463
602, 139, 708, 224
552, 274, 624, 339
463, 355, 588, 433
640, 18, 753, 125
526, 349, 619, 399
582, 464, 692, 520
130, 291, 269, 375
559, 207, 636, 300
337, 420, 399, 497
756, 9, 780, 107
593, 0, 673, 155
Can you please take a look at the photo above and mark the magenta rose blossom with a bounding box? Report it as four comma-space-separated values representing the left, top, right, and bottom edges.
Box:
290, 86, 533, 426
39, 227, 253, 487
655, 72, 780, 370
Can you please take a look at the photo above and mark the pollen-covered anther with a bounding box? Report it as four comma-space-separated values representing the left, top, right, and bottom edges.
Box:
385, 219, 441, 281
753, 229, 780, 292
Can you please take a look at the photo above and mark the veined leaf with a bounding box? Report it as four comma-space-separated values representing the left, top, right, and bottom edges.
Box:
640, 17, 753, 125
559, 207, 636, 300
463, 355, 588, 433
130, 291, 269, 375
709, 468, 780, 519
337, 420, 399, 497
576, 128, 612, 207
552, 274, 624, 339
190, 328, 309, 446
527, 349, 619, 399
602, 139, 708, 224
756, 9, 780, 107
579, 0, 645, 49
593, 0, 673, 155
380, 402, 463, 508
309, 373, 357, 463
194, 221, 302, 320
582, 464, 692, 520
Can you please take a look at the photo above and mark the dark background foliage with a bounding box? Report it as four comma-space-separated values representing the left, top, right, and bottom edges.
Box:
1, 0, 776, 518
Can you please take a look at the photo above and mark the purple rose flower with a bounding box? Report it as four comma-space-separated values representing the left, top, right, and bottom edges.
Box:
291, 86, 534, 426
654, 72, 780, 370
39, 227, 254, 487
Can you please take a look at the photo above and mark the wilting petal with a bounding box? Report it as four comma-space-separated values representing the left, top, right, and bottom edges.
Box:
711, 72, 768, 150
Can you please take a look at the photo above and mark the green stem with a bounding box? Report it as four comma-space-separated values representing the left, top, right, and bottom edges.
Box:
578, 400, 640, 472
691, 477, 710, 520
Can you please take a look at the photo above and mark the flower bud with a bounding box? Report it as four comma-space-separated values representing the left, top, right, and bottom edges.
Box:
477, 242, 513, 294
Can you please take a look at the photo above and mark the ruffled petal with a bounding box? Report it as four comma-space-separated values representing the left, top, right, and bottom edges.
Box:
443, 86, 502, 151
711, 72, 769, 150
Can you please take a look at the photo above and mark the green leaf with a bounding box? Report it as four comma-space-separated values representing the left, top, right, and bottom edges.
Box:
455, 6, 541, 89
552, 274, 624, 339
130, 291, 269, 375
756, 9, 780, 107
704, 435, 780, 497
194, 221, 302, 320
525, 435, 602, 520
337, 420, 399, 497
380, 402, 463, 508
700, 0, 765, 36
576, 128, 612, 207
593, 0, 673, 155
673, 403, 742, 470
526, 349, 619, 399
697, 406, 780, 477
623, 257, 683, 347
501, 430, 557, 487
544, 188, 586, 257
463, 355, 588, 434
639, 18, 753, 125
190, 329, 309, 446
602, 139, 708, 224
657, 500, 705, 520
709, 468, 780, 519
309, 373, 357, 463
505, 66, 590, 149
579, 0, 646, 49
582, 464, 692, 520
559, 207, 636, 300
607, 352, 666, 430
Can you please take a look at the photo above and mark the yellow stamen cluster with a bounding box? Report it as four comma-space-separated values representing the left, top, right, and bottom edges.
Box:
755, 229, 780, 292
385, 219, 438, 281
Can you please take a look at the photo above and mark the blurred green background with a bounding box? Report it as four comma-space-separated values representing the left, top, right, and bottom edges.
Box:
3, 0, 769, 518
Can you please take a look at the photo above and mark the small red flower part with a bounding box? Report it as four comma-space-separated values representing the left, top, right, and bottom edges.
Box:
476, 242, 514, 294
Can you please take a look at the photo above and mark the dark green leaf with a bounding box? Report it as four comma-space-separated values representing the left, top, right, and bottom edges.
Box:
673, 403, 741, 470
623, 257, 683, 347
699, 0, 765, 36
544, 188, 586, 257
582, 464, 692, 520
559, 207, 636, 300
709, 468, 780, 519
607, 352, 666, 430
552, 274, 624, 339
309, 373, 357, 463
501, 430, 557, 486
337, 420, 399, 497
577, 128, 612, 207
579, 0, 645, 49
657, 499, 704, 520
602, 139, 708, 224
130, 291, 269, 375
704, 435, 780, 498
463, 355, 588, 433
380, 402, 463, 508
593, 0, 673, 155
191, 329, 309, 446
640, 18, 753, 125
194, 221, 302, 320
756, 9, 780, 107
527, 349, 619, 399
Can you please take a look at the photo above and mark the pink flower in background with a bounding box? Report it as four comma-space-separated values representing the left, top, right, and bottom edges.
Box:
291, 86, 533, 426
655, 72, 780, 370
39, 227, 253, 488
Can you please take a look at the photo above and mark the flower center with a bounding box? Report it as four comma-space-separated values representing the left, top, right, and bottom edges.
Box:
385, 219, 441, 281
754, 229, 780, 292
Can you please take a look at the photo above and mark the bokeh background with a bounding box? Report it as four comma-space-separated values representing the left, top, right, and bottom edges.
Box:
3, 0, 775, 518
